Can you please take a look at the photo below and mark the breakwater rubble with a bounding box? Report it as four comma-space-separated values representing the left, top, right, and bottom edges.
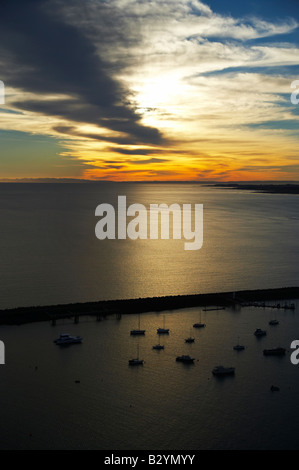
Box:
0, 286, 298, 325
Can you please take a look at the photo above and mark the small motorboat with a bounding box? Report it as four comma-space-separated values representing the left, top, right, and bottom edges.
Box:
263, 347, 286, 356
128, 358, 144, 366
212, 366, 235, 376
193, 323, 206, 328
185, 337, 195, 343
54, 334, 83, 345
269, 319, 279, 326
254, 328, 267, 337
130, 329, 146, 336
233, 344, 245, 351
157, 327, 169, 334
176, 355, 195, 363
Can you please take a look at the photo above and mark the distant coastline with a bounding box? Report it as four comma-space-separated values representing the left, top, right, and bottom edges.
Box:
213, 183, 299, 194
0, 179, 299, 193
0, 286, 298, 325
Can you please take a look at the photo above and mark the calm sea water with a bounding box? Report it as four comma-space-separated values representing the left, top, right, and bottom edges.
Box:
1, 303, 299, 450
0, 182, 299, 450
0, 182, 298, 310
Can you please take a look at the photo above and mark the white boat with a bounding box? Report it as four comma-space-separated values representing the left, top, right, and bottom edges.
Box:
54, 334, 83, 345
212, 365, 235, 376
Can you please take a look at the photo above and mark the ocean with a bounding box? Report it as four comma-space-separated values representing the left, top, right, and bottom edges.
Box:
0, 182, 298, 310
0, 182, 299, 450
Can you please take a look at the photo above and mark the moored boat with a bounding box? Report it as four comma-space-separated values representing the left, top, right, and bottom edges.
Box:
212, 365, 235, 376
128, 358, 144, 365
263, 347, 286, 356
130, 329, 146, 336
185, 337, 195, 343
176, 355, 195, 363
157, 327, 169, 334
233, 344, 245, 351
54, 334, 83, 345
129, 344, 144, 365
193, 311, 206, 328
269, 319, 279, 325
130, 314, 145, 335
254, 328, 267, 337
157, 315, 169, 334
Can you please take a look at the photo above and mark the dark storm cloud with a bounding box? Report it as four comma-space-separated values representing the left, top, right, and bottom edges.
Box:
0, 0, 163, 145
108, 147, 166, 156
52, 125, 162, 146
128, 157, 169, 164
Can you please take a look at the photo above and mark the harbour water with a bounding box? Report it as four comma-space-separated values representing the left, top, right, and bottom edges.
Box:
0, 182, 299, 450
1, 301, 299, 450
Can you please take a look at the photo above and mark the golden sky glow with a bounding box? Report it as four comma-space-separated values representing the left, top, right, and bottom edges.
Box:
0, 0, 299, 181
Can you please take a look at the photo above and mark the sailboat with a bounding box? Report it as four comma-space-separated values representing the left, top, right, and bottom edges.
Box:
152, 335, 164, 350
185, 328, 195, 343
130, 314, 146, 335
193, 310, 206, 328
157, 315, 169, 334
233, 337, 245, 351
129, 344, 144, 365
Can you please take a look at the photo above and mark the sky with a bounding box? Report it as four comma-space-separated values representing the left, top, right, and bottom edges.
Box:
0, 0, 299, 182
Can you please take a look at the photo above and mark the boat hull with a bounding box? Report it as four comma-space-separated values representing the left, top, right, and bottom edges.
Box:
128, 359, 144, 365
176, 355, 195, 363
263, 348, 286, 356
212, 366, 235, 376
130, 330, 145, 335
54, 335, 83, 345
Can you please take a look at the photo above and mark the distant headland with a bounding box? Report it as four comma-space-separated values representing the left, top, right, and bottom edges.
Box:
213, 183, 299, 194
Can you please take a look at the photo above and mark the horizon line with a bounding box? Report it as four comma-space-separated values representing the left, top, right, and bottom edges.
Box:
1, 178, 299, 185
